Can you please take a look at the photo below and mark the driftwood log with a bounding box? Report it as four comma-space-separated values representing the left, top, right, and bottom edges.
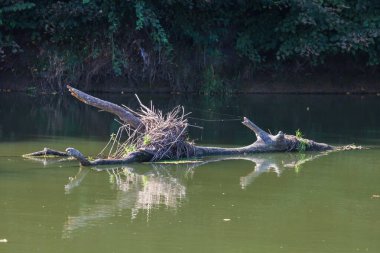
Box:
25, 85, 359, 167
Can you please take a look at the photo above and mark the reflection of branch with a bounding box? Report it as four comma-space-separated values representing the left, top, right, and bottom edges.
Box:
22, 156, 71, 166
63, 191, 137, 239
64, 168, 90, 194
131, 173, 186, 219
150, 162, 198, 179
107, 167, 187, 218
62, 151, 332, 238
60, 151, 329, 197
282, 151, 330, 169
239, 157, 281, 189
192, 155, 282, 189
181, 152, 331, 189
240, 152, 331, 188
63, 165, 188, 238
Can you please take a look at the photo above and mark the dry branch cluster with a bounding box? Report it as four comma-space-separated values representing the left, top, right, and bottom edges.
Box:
101, 97, 193, 161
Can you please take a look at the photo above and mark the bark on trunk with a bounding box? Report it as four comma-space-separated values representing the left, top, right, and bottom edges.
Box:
67, 85, 142, 129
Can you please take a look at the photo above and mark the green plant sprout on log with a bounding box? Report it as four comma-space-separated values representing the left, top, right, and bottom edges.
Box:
295, 129, 308, 152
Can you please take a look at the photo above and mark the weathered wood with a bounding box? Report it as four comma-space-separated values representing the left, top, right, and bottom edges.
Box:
23, 147, 153, 166
67, 85, 142, 129
66, 86, 334, 156
191, 117, 333, 157
23, 147, 68, 157
65, 148, 153, 166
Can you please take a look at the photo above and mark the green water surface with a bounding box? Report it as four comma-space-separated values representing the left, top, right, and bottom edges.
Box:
0, 93, 379, 253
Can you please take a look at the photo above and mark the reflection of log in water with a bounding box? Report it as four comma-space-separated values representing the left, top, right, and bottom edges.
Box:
62, 152, 328, 238
107, 167, 186, 218
169, 152, 330, 189
22, 156, 71, 166
64, 168, 90, 194
62, 166, 188, 238
237, 152, 330, 189
62, 185, 139, 239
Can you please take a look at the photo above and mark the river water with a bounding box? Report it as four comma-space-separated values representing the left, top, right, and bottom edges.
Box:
0, 93, 379, 253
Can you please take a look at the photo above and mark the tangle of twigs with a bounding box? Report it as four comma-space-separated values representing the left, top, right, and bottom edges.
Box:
99, 95, 194, 161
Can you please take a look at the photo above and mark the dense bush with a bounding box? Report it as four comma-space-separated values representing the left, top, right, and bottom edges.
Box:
1, 0, 380, 91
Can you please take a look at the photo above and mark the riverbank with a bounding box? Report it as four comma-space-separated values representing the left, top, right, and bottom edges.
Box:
1, 70, 380, 94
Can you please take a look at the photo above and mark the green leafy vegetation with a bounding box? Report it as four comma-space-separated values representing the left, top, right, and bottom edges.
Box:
143, 134, 151, 146
124, 145, 137, 155
200, 65, 229, 95
1, 0, 380, 91
295, 129, 308, 152
295, 129, 303, 139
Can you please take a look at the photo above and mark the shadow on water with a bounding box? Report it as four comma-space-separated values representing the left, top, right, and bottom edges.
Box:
50, 151, 329, 238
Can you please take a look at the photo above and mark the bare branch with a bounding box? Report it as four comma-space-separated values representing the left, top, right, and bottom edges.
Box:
242, 117, 272, 143
23, 147, 68, 157
67, 85, 142, 129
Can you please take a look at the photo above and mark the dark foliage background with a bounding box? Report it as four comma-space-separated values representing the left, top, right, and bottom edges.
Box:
1, 0, 379, 92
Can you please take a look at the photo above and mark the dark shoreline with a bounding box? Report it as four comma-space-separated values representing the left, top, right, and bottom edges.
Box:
1, 89, 380, 95
1, 67, 380, 94
1, 79, 379, 95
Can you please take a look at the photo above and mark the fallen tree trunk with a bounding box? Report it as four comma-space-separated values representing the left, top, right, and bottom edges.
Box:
25, 85, 360, 166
